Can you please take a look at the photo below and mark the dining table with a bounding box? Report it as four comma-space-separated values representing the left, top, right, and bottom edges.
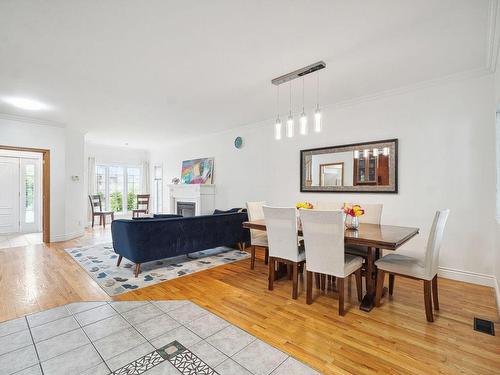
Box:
242, 219, 419, 312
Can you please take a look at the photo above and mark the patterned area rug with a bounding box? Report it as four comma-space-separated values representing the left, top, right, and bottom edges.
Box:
65, 243, 249, 296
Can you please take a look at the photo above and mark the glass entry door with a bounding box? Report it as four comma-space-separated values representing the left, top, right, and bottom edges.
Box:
20, 158, 42, 233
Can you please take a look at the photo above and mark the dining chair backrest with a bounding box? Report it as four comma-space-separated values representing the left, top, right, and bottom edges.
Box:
345, 203, 383, 224
246, 201, 267, 241
299, 209, 346, 276
136, 194, 150, 210
263, 206, 301, 262
315, 201, 344, 211
88, 195, 103, 214
424, 209, 450, 278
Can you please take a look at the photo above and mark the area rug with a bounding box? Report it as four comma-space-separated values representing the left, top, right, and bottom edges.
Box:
65, 243, 249, 296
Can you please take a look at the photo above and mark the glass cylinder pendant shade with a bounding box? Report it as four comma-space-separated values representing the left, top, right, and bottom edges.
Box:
299, 111, 308, 135
314, 107, 322, 132
274, 118, 282, 140
286, 115, 294, 138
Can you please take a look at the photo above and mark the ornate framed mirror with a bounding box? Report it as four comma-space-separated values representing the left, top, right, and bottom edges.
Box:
300, 139, 398, 193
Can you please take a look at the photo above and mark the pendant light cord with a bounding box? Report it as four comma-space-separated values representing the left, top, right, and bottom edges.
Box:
302, 77, 305, 112
316, 71, 320, 109
289, 81, 292, 116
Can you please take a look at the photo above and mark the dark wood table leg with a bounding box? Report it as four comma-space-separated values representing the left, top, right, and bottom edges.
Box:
360, 246, 375, 312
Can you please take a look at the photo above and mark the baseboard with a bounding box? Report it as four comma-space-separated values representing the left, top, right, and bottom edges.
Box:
495, 277, 500, 320
50, 229, 85, 243
438, 266, 495, 287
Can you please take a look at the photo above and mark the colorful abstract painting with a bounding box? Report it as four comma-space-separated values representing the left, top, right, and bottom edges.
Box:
181, 158, 214, 184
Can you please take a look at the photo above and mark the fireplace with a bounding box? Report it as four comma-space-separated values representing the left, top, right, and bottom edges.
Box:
177, 201, 196, 217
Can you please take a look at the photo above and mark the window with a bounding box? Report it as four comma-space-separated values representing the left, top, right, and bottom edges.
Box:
154, 165, 163, 213
24, 164, 35, 223
95, 164, 142, 213
127, 167, 141, 210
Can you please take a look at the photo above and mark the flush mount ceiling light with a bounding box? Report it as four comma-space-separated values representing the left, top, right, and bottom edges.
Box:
2, 97, 49, 111
271, 61, 325, 140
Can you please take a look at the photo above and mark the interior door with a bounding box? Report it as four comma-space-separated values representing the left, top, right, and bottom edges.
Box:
0, 157, 20, 234
20, 158, 41, 233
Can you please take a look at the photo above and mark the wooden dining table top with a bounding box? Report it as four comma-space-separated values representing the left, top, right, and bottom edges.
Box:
242, 219, 419, 250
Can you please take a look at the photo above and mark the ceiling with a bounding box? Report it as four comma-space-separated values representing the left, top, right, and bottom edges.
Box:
0, 0, 492, 148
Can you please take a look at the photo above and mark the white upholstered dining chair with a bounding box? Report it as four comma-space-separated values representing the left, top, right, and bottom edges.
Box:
246, 201, 269, 269
300, 209, 363, 315
375, 209, 450, 322
263, 206, 306, 299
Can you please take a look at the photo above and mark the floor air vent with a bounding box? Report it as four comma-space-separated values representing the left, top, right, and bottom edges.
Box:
473, 317, 495, 336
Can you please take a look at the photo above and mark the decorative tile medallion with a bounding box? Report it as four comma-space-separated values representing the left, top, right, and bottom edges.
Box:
112, 341, 218, 375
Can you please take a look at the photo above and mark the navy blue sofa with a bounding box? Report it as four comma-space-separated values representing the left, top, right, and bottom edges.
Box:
111, 211, 250, 276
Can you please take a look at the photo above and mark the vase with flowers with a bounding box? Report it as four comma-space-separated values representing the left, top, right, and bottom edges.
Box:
343, 204, 365, 230
296, 202, 314, 210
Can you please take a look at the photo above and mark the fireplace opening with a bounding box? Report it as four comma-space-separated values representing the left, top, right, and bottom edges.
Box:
177, 201, 196, 217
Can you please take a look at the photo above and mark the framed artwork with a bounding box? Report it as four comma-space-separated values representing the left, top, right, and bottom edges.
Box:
181, 158, 214, 184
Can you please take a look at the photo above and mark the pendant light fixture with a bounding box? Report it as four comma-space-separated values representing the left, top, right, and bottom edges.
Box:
314, 71, 322, 133
271, 61, 326, 140
286, 81, 294, 138
299, 77, 308, 135
274, 85, 282, 140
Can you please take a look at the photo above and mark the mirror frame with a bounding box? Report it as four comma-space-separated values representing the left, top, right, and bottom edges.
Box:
300, 138, 398, 194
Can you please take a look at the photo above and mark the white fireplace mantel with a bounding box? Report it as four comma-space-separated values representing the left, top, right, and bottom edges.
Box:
168, 184, 216, 216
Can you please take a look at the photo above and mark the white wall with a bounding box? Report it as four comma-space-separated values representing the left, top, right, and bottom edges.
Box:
85, 143, 149, 166
0, 117, 86, 241
151, 74, 497, 285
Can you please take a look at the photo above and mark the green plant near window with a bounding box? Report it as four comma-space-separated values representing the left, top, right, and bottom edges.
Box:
127, 191, 137, 210
110, 191, 123, 212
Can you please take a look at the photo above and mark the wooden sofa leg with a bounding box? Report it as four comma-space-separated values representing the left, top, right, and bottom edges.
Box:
117, 255, 123, 267
134, 263, 141, 278
250, 246, 256, 269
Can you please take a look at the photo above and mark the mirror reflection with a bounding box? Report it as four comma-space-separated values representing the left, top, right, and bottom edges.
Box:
301, 139, 397, 193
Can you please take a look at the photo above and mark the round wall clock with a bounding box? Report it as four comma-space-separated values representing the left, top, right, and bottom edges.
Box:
234, 136, 243, 149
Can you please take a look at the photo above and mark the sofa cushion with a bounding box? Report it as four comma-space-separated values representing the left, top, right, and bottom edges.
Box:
213, 208, 246, 215
153, 214, 183, 219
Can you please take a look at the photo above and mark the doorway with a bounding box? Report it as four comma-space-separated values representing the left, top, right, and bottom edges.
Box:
0, 146, 50, 243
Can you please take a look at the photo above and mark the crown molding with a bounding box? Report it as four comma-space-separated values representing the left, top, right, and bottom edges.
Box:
330, 67, 491, 110
0, 112, 66, 128
486, 0, 500, 72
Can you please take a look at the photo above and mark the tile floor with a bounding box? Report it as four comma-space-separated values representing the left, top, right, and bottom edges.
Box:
0, 232, 43, 249
0, 300, 321, 375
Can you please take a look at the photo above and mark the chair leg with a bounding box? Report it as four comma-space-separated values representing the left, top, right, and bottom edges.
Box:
264, 247, 269, 265
423, 280, 434, 322
338, 277, 345, 316
389, 274, 395, 296
250, 246, 256, 270
306, 270, 313, 304
102, 215, 106, 228
375, 269, 385, 307
134, 263, 141, 278
91, 215, 95, 228
292, 262, 299, 299
320, 274, 326, 291
116, 255, 123, 267
315, 273, 321, 289
354, 268, 363, 302
287, 264, 293, 280
111, 212, 114, 221
268, 257, 275, 291
432, 275, 439, 311
99, 215, 103, 226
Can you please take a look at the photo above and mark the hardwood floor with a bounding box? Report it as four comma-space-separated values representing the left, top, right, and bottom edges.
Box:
0, 228, 499, 374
